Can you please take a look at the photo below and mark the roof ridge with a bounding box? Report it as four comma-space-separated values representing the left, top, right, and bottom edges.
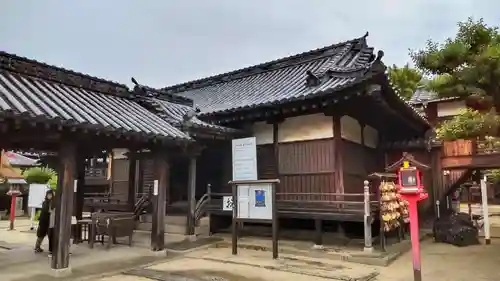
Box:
0, 51, 130, 97
161, 33, 371, 95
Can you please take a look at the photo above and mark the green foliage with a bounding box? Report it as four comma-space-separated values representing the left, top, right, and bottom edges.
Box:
387, 64, 423, 100
23, 167, 56, 184
435, 109, 500, 141
47, 174, 58, 190
34, 209, 40, 222
411, 18, 500, 107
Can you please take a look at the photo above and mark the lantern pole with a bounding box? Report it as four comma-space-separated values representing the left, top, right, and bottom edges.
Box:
7, 185, 21, 231
9, 192, 16, 230
398, 160, 428, 281
408, 195, 422, 281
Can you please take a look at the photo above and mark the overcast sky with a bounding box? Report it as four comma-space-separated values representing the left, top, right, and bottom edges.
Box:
1, 0, 499, 88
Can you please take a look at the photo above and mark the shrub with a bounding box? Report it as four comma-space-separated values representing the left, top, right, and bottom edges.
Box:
47, 174, 58, 191
435, 109, 500, 141
23, 167, 56, 185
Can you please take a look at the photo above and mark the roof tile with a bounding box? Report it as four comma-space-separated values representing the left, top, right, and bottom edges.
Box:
0, 70, 190, 141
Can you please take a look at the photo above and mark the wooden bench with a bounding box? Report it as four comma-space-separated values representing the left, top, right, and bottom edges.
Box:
89, 212, 135, 249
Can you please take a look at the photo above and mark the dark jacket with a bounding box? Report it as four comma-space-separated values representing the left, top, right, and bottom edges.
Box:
37, 199, 51, 237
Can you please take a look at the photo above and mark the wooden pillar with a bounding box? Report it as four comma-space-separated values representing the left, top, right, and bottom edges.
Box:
107, 150, 114, 194
73, 153, 86, 243
333, 115, 344, 197
359, 122, 367, 174
127, 150, 137, 210
272, 122, 280, 179
431, 147, 442, 215
314, 218, 323, 247
151, 150, 169, 251
52, 141, 76, 271
186, 151, 198, 236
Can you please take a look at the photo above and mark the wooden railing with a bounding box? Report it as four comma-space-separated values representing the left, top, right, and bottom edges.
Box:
85, 167, 108, 179
477, 137, 500, 154
202, 189, 378, 221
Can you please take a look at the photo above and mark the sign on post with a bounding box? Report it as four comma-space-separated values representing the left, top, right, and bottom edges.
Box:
232, 137, 257, 181
229, 179, 280, 259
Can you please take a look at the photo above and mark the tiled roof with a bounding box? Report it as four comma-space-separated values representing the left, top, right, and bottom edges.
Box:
4, 151, 39, 166
129, 81, 241, 135
409, 86, 458, 105
153, 98, 241, 134
0, 52, 190, 142
160, 33, 381, 115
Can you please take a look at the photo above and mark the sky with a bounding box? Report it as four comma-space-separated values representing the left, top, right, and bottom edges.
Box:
1, 0, 499, 88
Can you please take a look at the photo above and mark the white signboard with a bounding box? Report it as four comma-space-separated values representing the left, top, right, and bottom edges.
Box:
28, 184, 49, 208
236, 183, 273, 220
232, 137, 258, 181
153, 180, 159, 196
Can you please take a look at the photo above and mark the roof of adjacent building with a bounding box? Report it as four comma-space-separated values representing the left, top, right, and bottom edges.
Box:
4, 151, 39, 166
0, 52, 190, 142
129, 82, 242, 136
160, 33, 426, 126
409, 86, 459, 105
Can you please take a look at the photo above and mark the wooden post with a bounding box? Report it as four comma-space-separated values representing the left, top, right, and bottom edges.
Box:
363, 180, 373, 253
52, 141, 76, 272
333, 115, 344, 204
313, 218, 323, 249
481, 175, 491, 245
127, 150, 137, 210
272, 182, 278, 259
74, 155, 85, 243
186, 155, 197, 236
151, 151, 169, 251
231, 183, 238, 255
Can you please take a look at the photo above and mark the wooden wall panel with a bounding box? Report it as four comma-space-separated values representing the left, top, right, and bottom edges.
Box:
276, 138, 335, 201
280, 173, 335, 201
111, 158, 129, 203
342, 140, 366, 196
257, 144, 276, 180
278, 139, 334, 174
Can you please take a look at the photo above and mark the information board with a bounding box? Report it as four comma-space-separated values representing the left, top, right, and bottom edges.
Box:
232, 137, 257, 181
236, 183, 273, 220
28, 184, 49, 208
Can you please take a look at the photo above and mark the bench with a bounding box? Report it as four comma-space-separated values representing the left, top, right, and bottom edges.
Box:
89, 212, 135, 249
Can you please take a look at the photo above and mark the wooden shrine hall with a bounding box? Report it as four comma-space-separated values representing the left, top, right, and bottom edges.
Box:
156, 32, 434, 243
0, 51, 202, 272
0, 31, 439, 273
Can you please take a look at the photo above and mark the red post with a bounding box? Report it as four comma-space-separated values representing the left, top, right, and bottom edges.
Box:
405, 195, 426, 281
397, 162, 428, 281
9, 194, 16, 230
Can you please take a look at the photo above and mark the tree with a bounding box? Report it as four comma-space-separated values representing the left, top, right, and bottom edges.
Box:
411, 18, 500, 111
387, 64, 423, 100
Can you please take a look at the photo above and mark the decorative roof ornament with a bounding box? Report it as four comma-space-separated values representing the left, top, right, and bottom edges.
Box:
305, 71, 321, 87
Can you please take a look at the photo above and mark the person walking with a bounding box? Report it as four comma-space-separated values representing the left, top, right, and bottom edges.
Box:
34, 189, 54, 254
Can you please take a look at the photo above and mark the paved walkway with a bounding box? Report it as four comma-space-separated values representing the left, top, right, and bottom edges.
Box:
3, 218, 500, 280
93, 239, 500, 281
0, 218, 176, 281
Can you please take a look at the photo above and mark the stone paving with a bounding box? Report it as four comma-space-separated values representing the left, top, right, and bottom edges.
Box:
92, 239, 500, 281
0, 218, 176, 281
3, 218, 500, 281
